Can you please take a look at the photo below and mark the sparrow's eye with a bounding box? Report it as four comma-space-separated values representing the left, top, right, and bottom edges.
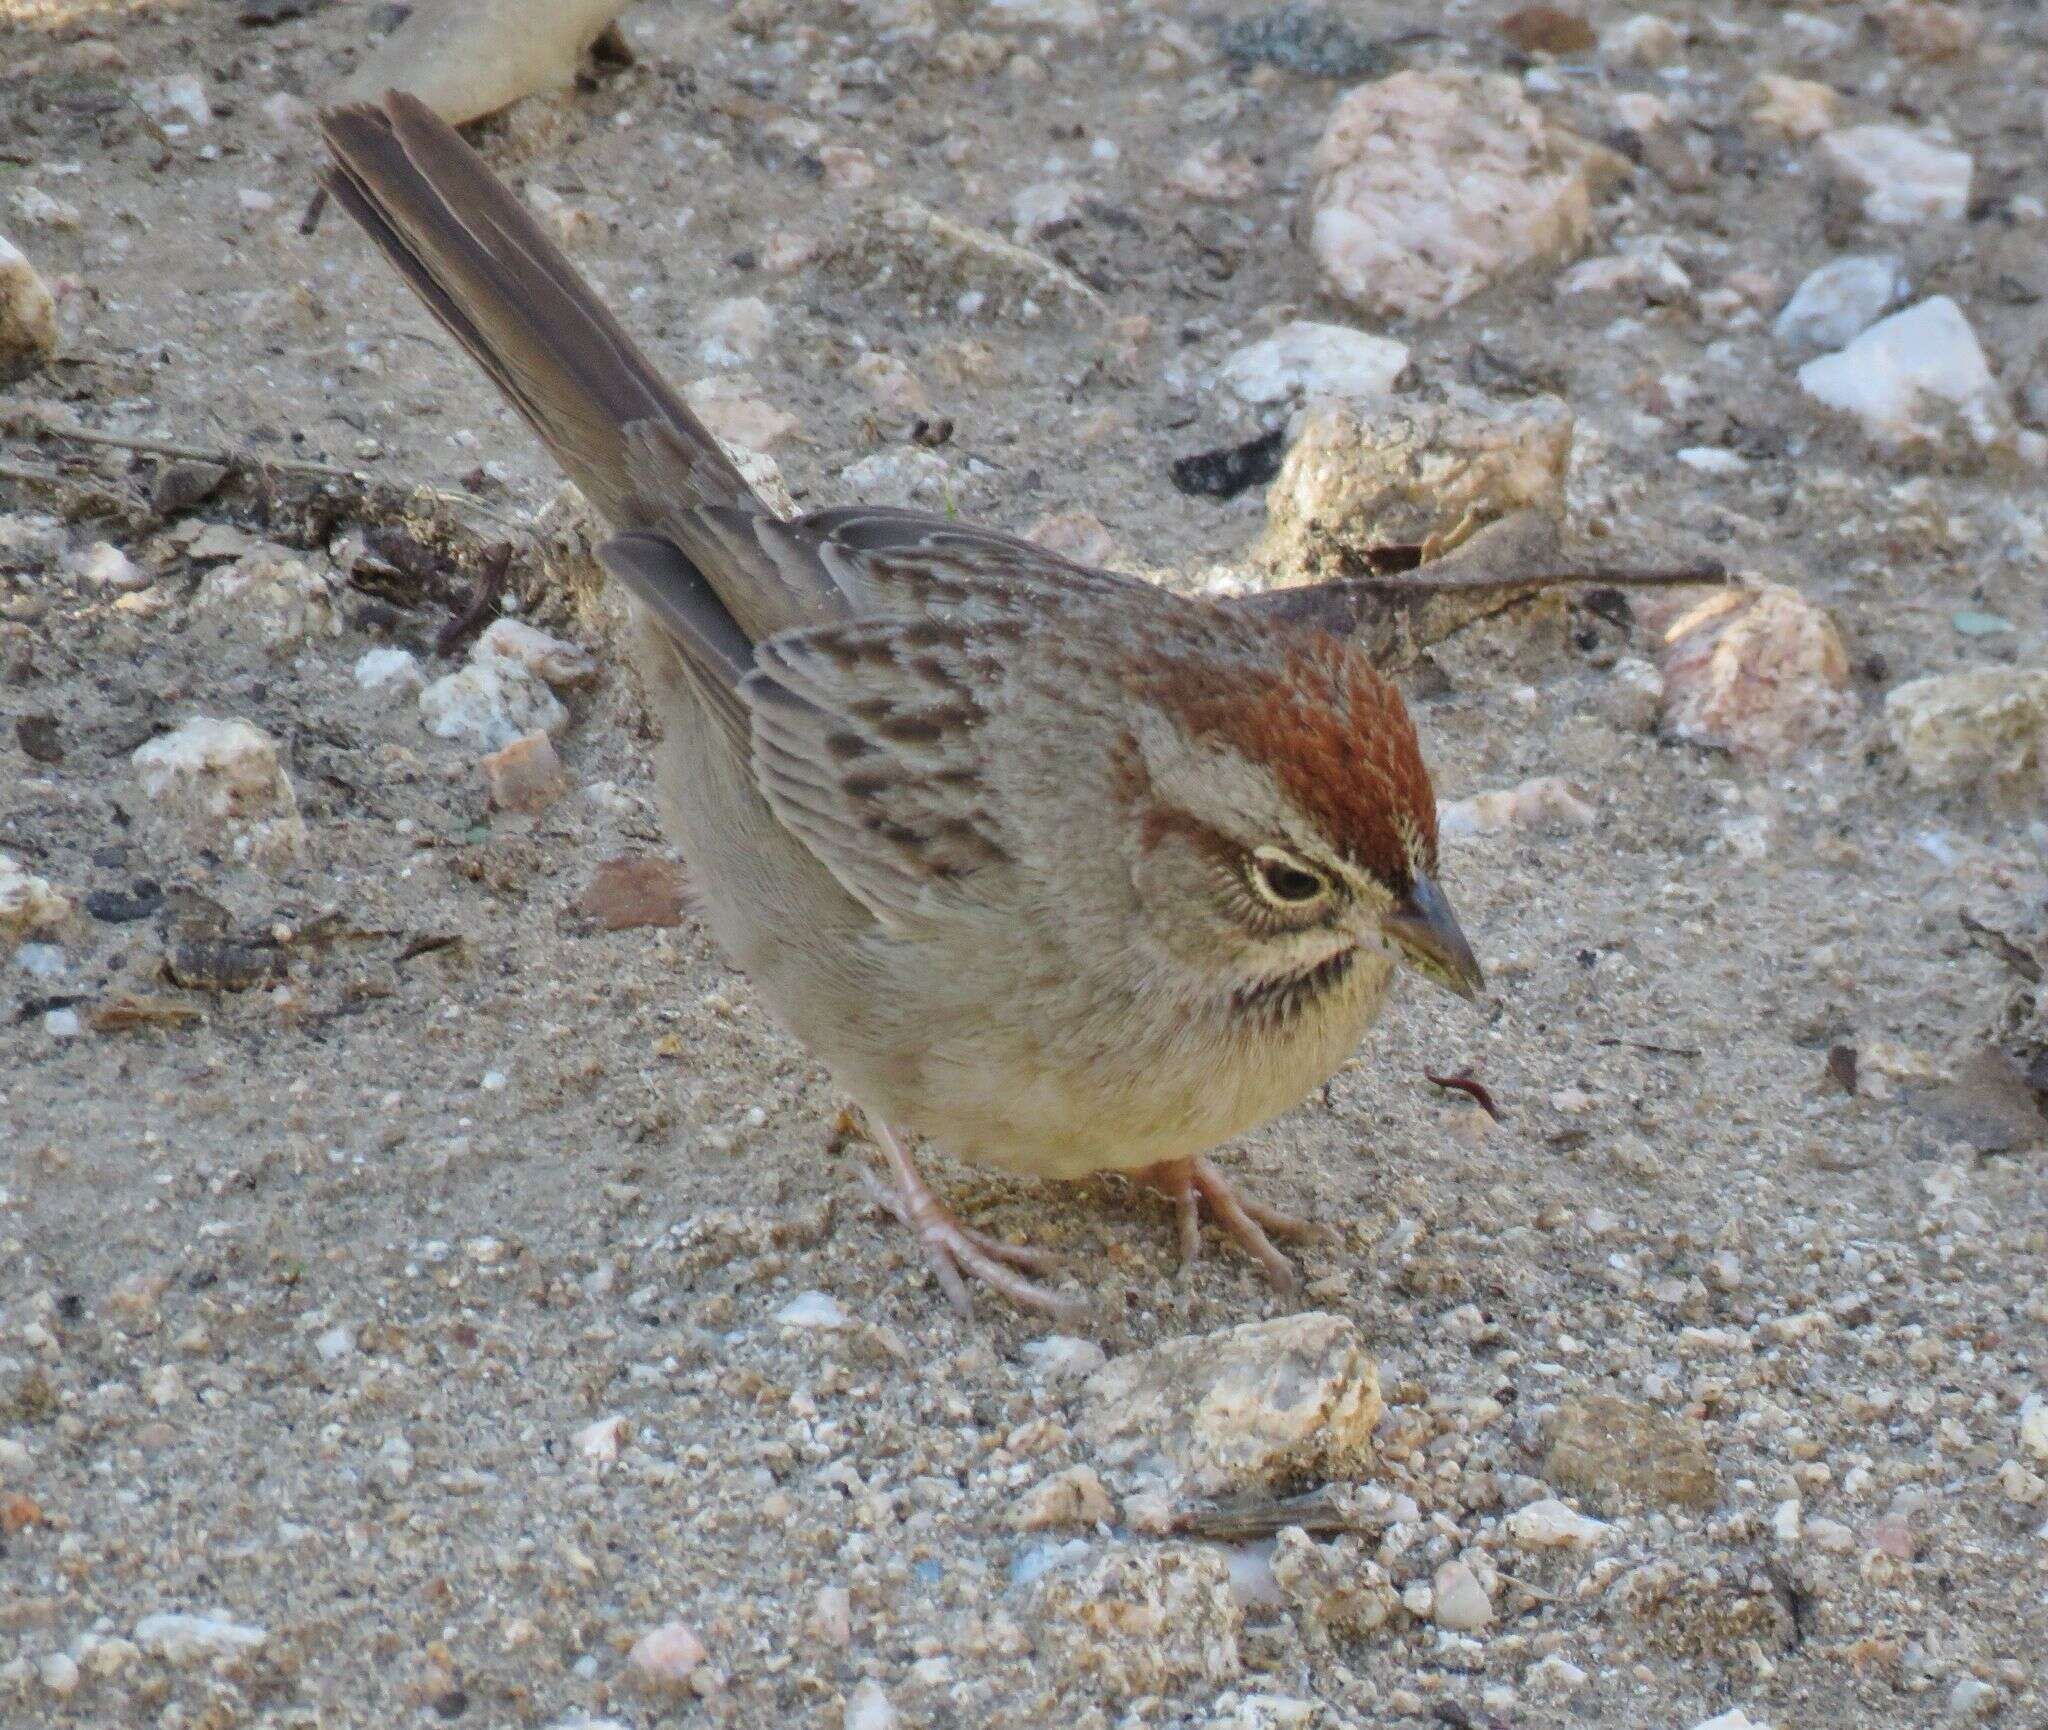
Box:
1247, 846, 1330, 908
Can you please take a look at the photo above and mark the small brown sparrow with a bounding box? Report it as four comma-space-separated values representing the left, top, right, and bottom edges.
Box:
321, 94, 1483, 1321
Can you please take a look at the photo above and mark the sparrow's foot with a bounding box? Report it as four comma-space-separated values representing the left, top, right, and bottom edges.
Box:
862, 1121, 1083, 1324
1130, 1155, 1328, 1293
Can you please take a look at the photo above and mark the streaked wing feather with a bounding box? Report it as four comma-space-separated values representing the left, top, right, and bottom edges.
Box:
741, 618, 1019, 925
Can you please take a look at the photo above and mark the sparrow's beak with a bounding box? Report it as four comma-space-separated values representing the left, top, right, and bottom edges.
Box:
1382, 874, 1485, 1001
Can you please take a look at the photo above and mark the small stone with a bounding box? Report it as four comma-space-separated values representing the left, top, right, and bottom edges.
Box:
354, 646, 425, 695
1505, 1496, 1613, 1550
845, 1679, 899, 1730
13, 187, 80, 228
819, 146, 878, 192
1997, 1460, 2045, 1506
1885, 669, 2048, 794
133, 73, 213, 128
2021, 1394, 2048, 1461
1269, 1527, 1398, 1639
481, 731, 568, 814
1168, 143, 1259, 203
419, 659, 568, 750
133, 717, 308, 868
475, 619, 599, 689
1499, 6, 1596, 55
69, 541, 150, 592
0, 854, 69, 945
524, 183, 594, 244
575, 854, 687, 929
1011, 180, 1082, 243
1431, 1560, 1492, 1631
839, 447, 953, 505
133, 1611, 267, 1665
985, 0, 1101, 30
849, 351, 930, 417
1021, 1335, 1108, 1382
1691, 1714, 1771, 1730
1808, 1515, 1856, 1551
1948, 1679, 1997, 1721
1258, 393, 1572, 577
1600, 13, 1682, 65
1012, 1465, 1116, 1530
1439, 777, 1595, 838
574, 1414, 630, 1465
1527, 1654, 1588, 1693
774, 1290, 850, 1329
1799, 297, 2024, 460
314, 1325, 354, 1363
1027, 511, 1118, 568
43, 1006, 81, 1038
1818, 125, 1972, 225
1305, 71, 1601, 320
1028, 1545, 1240, 1696
0, 233, 60, 378
626, 1620, 707, 1693
334, 0, 631, 127
1544, 1393, 1719, 1512
1079, 1312, 1382, 1495
1215, 322, 1411, 407
1657, 585, 1853, 762
198, 546, 341, 645
1883, 1, 1978, 61
810, 1586, 852, 1647
699, 295, 774, 367
1773, 256, 1907, 354
760, 231, 817, 274
38, 1651, 80, 1696
684, 376, 800, 451
1748, 75, 1841, 142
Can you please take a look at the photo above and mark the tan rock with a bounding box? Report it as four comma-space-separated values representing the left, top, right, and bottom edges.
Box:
333, 0, 628, 126
1544, 1393, 1719, 1513
1747, 75, 1840, 143
1078, 1312, 1381, 1495
576, 854, 688, 930
1656, 584, 1853, 762
132, 717, 307, 869
1027, 1546, 1240, 1696
481, 731, 568, 814
1269, 1527, 1398, 1639
1011, 1465, 1116, 1530
1, 233, 59, 379
1885, 668, 2048, 795
0, 854, 69, 946
1305, 72, 1601, 320
1259, 394, 1573, 577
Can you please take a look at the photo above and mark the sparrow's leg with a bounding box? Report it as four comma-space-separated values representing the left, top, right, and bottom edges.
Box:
862, 1121, 1081, 1322
1130, 1156, 1325, 1292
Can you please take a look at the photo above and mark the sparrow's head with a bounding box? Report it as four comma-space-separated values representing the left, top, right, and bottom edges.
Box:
1117, 626, 1483, 1016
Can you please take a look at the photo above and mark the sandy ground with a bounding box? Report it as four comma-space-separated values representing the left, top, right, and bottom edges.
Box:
3, 0, 2047, 1726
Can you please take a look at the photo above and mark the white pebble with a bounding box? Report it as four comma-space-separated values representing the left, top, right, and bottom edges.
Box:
133, 1612, 267, 1665
38, 1651, 80, 1695
1506, 1497, 1612, 1551
43, 1007, 81, 1039
775, 1290, 851, 1329
845, 1678, 899, 1730
1431, 1560, 1491, 1631
354, 646, 424, 694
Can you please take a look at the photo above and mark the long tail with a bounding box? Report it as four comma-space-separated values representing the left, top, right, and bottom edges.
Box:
319, 92, 758, 533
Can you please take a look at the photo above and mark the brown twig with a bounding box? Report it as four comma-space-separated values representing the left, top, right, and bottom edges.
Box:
435, 541, 513, 656
16, 410, 528, 531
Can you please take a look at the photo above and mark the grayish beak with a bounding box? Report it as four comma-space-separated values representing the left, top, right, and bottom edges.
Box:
1382, 873, 1485, 1002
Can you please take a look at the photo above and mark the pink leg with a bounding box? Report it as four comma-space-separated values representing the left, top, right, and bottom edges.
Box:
1131, 1156, 1324, 1292
861, 1120, 1084, 1323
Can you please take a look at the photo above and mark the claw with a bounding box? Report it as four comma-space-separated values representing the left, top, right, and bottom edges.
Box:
1130, 1156, 1326, 1291
862, 1122, 1085, 1324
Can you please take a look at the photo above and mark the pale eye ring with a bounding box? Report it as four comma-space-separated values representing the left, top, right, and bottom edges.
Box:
1248, 845, 1329, 908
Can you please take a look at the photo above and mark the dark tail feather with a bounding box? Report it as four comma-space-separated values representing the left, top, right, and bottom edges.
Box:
318, 92, 760, 534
